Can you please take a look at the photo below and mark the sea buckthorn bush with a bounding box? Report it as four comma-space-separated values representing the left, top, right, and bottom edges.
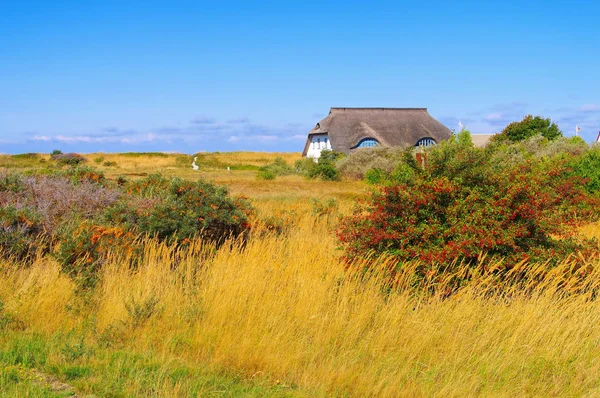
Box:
338, 131, 600, 270
0, 205, 45, 261
0, 169, 253, 285
113, 175, 253, 243
55, 221, 139, 286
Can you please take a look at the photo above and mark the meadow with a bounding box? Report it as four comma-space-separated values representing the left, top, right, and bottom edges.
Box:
2, 151, 600, 397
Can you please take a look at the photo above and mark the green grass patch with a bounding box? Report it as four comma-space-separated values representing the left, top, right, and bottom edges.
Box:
0, 331, 311, 397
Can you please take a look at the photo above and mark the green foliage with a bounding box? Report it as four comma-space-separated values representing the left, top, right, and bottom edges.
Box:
0, 169, 252, 287
116, 176, 253, 244
495, 115, 562, 142
570, 145, 600, 194
297, 150, 343, 181
256, 168, 276, 180
338, 135, 600, 270
55, 222, 139, 287
103, 161, 117, 167
60, 166, 106, 185
94, 156, 104, 164
51, 149, 63, 155
364, 168, 387, 185
256, 157, 293, 180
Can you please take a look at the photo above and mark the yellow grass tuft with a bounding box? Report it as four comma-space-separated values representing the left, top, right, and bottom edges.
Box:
2, 205, 600, 396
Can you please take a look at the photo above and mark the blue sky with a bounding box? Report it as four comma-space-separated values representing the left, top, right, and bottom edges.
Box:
1, 0, 599, 153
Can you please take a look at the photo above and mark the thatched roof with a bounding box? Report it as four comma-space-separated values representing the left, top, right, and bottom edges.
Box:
471, 134, 496, 147
303, 108, 453, 155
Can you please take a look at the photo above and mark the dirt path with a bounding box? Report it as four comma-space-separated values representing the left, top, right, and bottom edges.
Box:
31, 369, 96, 397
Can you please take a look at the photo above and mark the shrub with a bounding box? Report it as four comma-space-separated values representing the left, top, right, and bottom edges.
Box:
256, 157, 293, 180
0, 206, 45, 261
55, 221, 138, 287
103, 161, 117, 167
337, 147, 415, 180
570, 145, 600, 194
257, 168, 276, 180
308, 150, 343, 181
493, 115, 562, 142
51, 153, 87, 166
94, 156, 104, 164
364, 168, 387, 185
61, 166, 106, 185
0, 172, 120, 234
338, 137, 600, 270
114, 176, 253, 244
51, 149, 63, 155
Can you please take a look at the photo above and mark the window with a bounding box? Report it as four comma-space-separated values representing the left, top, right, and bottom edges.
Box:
416, 137, 436, 147
324, 137, 328, 148
355, 138, 379, 148
317, 138, 321, 149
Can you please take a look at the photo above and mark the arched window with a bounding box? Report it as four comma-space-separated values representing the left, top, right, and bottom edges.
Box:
415, 137, 436, 147
317, 138, 321, 149
355, 138, 379, 148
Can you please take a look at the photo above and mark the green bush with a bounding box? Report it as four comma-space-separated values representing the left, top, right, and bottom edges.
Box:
60, 166, 106, 185
55, 221, 139, 287
570, 145, 600, 194
299, 150, 343, 181
256, 157, 293, 180
112, 176, 253, 244
364, 168, 387, 185
257, 168, 276, 180
493, 115, 562, 142
338, 134, 600, 271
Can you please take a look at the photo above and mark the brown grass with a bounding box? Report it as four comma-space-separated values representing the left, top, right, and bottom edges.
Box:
2, 200, 600, 396
2, 152, 600, 396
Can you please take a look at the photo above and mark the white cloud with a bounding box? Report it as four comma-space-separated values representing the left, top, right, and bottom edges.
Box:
581, 104, 600, 113
483, 113, 505, 122
286, 134, 306, 141
227, 135, 240, 143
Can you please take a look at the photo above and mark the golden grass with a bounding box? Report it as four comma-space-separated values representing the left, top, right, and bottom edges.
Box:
2, 152, 600, 395
3, 201, 600, 396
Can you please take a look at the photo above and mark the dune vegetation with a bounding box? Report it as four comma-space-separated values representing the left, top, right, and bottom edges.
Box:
2, 144, 600, 397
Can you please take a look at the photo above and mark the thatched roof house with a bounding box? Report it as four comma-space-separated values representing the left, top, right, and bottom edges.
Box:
303, 108, 453, 158
471, 134, 496, 147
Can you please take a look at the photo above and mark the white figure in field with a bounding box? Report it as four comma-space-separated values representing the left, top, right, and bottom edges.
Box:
192, 156, 199, 170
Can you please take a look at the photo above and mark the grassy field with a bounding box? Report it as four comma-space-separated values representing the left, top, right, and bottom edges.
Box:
2, 152, 600, 396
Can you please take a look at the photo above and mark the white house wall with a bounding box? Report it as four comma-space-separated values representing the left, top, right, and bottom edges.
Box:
306, 134, 331, 159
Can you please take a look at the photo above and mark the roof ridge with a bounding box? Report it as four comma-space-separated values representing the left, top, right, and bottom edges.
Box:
330, 107, 427, 112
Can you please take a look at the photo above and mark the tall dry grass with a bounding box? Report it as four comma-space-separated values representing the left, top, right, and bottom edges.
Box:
2, 202, 600, 396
